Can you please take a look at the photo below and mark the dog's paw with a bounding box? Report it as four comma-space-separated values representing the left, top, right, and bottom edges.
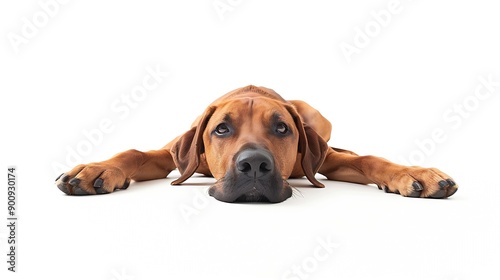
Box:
55, 163, 130, 195
377, 167, 458, 198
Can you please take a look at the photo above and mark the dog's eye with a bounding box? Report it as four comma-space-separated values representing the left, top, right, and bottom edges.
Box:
276, 122, 289, 135
215, 123, 230, 135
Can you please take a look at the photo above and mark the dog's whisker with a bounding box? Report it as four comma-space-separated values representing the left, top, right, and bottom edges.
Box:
291, 186, 303, 198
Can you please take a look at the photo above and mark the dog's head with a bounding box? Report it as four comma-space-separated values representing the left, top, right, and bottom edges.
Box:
170, 94, 328, 203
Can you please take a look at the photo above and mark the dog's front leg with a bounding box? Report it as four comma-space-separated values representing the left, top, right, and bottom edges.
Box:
318, 148, 458, 198
55, 148, 176, 195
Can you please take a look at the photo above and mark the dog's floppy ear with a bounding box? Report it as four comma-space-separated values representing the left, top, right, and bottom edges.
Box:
171, 106, 215, 185
286, 104, 329, 188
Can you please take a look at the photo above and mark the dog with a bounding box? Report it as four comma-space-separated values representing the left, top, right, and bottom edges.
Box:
55, 85, 458, 202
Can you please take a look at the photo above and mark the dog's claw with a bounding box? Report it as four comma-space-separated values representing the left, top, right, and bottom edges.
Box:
407, 181, 423, 197
62, 175, 70, 183
93, 178, 110, 194
438, 180, 449, 189
120, 180, 131, 190
93, 178, 104, 188
446, 179, 456, 187
68, 178, 80, 187
412, 181, 424, 191
55, 173, 64, 182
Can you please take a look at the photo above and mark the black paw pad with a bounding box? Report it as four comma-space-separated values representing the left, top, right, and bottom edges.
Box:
95, 187, 109, 194
430, 189, 447, 198
446, 179, 458, 197
57, 183, 70, 195
72, 186, 89, 195
447, 186, 458, 197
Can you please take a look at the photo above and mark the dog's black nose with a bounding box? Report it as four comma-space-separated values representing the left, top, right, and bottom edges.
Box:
236, 148, 274, 178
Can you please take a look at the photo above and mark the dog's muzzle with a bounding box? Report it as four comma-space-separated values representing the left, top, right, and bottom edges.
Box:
208, 147, 292, 203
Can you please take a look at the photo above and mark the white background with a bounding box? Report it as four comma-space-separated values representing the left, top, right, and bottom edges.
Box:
1, 1, 499, 279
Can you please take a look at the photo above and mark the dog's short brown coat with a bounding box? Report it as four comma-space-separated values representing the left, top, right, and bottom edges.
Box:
56, 85, 457, 202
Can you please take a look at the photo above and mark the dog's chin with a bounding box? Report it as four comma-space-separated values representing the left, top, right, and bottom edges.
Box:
208, 177, 292, 203
234, 189, 271, 203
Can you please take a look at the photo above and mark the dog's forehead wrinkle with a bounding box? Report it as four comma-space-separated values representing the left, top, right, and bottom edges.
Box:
233, 102, 286, 124
214, 98, 291, 126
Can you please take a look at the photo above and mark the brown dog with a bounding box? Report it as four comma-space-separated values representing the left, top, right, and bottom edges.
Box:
55, 85, 458, 202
